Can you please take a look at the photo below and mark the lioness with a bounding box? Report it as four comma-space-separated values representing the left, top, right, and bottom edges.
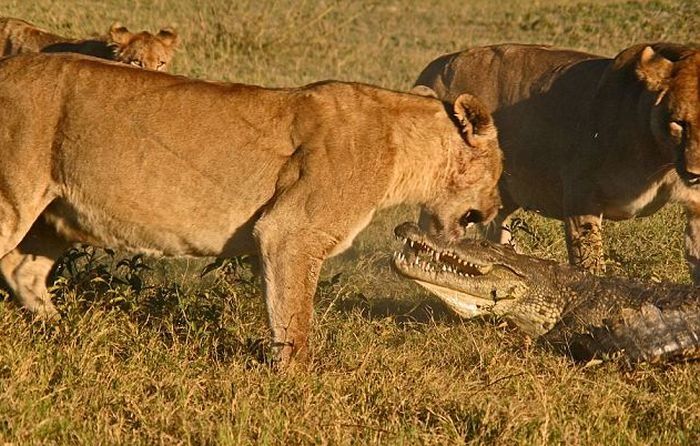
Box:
415, 43, 700, 281
0, 53, 502, 366
0, 17, 178, 70
0, 17, 179, 316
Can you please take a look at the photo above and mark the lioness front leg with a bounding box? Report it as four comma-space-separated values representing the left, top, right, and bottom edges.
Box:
253, 188, 367, 368
254, 224, 330, 368
564, 214, 605, 274
684, 204, 700, 284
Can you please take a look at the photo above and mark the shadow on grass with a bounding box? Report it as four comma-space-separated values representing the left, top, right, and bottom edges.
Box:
7, 247, 487, 365
6, 248, 278, 366
332, 292, 465, 325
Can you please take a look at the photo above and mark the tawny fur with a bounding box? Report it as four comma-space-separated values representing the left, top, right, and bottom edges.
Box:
0, 18, 180, 321
0, 53, 502, 367
415, 43, 700, 280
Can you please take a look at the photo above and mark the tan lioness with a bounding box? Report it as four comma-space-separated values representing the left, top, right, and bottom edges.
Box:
0, 17, 178, 70
415, 43, 700, 281
0, 53, 502, 366
0, 17, 179, 319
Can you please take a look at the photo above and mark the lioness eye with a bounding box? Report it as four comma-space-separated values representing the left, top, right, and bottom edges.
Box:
157, 61, 166, 70
669, 120, 686, 139
460, 210, 484, 227
130, 60, 143, 68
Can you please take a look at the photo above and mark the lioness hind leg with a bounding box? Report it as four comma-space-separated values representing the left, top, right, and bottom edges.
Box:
0, 219, 69, 318
0, 250, 59, 317
564, 214, 605, 274
0, 191, 56, 299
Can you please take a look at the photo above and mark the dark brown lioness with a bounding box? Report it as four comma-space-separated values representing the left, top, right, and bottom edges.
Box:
0, 53, 502, 367
415, 43, 700, 281
0, 17, 178, 70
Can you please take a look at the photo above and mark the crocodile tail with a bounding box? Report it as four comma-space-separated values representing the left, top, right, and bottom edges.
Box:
565, 304, 700, 364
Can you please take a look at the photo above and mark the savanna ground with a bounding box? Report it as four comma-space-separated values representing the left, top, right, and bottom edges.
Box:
0, 0, 699, 444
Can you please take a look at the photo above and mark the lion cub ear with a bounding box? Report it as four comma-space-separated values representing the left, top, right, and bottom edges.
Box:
636, 46, 673, 93
109, 22, 133, 46
409, 85, 438, 98
453, 93, 496, 147
156, 28, 179, 48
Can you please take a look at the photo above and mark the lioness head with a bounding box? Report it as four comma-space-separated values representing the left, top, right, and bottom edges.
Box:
415, 87, 503, 241
635, 44, 700, 185
108, 23, 179, 71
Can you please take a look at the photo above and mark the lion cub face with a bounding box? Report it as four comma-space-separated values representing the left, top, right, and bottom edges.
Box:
108, 23, 178, 71
637, 47, 700, 186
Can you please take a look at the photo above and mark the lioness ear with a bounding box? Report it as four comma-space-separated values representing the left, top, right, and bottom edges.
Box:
636, 46, 673, 93
410, 85, 438, 98
453, 93, 496, 147
109, 22, 132, 46
157, 28, 179, 47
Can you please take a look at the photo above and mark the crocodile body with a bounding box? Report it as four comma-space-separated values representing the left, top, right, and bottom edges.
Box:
392, 222, 700, 364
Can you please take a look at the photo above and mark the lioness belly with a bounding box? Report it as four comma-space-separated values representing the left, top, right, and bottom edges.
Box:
602, 190, 671, 220
597, 173, 675, 220
50, 138, 285, 257
43, 194, 262, 258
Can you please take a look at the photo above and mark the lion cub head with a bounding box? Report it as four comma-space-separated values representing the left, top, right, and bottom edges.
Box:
634, 44, 700, 185
108, 23, 178, 71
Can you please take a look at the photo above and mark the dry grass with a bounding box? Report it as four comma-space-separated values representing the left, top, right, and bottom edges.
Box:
0, 0, 699, 444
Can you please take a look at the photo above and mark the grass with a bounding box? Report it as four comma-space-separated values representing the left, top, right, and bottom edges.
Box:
0, 0, 699, 443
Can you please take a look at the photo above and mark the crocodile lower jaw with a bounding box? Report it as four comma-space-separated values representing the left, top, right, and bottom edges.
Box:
413, 280, 494, 318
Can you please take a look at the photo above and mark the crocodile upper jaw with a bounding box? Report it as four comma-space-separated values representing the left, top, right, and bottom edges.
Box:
392, 222, 520, 317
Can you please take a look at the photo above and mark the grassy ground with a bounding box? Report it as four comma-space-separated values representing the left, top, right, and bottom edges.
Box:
0, 0, 699, 444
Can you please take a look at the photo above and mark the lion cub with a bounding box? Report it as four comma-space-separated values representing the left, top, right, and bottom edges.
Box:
0, 17, 178, 71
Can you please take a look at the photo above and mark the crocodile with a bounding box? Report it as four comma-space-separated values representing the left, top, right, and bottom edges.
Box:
392, 222, 700, 364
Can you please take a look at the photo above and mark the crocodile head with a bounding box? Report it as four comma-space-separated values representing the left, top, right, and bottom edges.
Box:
392, 222, 570, 336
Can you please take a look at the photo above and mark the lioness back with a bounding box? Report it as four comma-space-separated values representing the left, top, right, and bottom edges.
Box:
0, 17, 63, 54
0, 17, 178, 70
415, 44, 602, 110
